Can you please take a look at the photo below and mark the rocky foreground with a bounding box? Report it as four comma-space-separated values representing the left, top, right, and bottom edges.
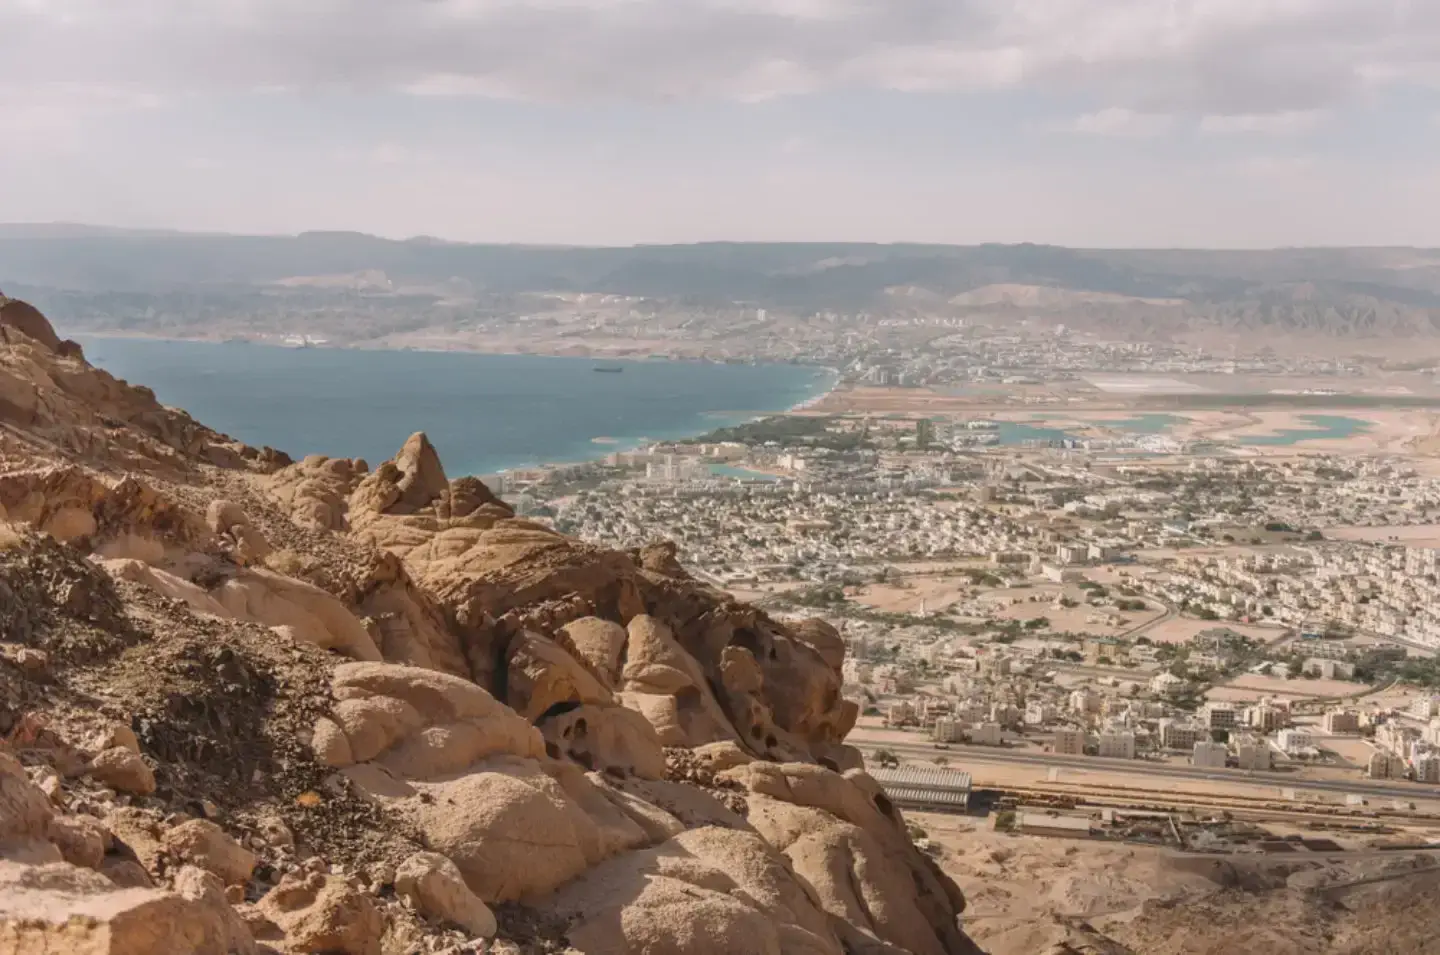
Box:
0, 296, 983, 954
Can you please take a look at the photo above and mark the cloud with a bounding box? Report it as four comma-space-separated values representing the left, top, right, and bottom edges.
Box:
0, 0, 1435, 116
1063, 108, 1174, 138
1227, 155, 1321, 179
1200, 110, 1328, 134
0, 83, 162, 150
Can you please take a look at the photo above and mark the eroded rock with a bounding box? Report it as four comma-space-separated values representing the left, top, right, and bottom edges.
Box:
394, 851, 497, 938
87, 747, 156, 796
163, 819, 257, 887
253, 871, 382, 955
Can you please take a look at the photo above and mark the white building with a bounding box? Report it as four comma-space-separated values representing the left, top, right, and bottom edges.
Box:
1415, 753, 1440, 783
1304, 658, 1355, 680
1158, 719, 1203, 751
1368, 751, 1408, 779
1200, 702, 1238, 732
1149, 672, 1186, 697
1277, 728, 1313, 754
1244, 702, 1287, 732
971, 722, 1003, 746
884, 701, 916, 727
1192, 741, 1229, 769
931, 718, 964, 743
1024, 701, 1056, 726
1235, 738, 1272, 771
1098, 729, 1136, 760
1411, 696, 1440, 721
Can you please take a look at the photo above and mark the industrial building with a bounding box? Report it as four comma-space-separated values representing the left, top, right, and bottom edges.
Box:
867, 766, 973, 812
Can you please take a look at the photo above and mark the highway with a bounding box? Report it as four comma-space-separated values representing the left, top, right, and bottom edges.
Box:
862, 739, 1440, 802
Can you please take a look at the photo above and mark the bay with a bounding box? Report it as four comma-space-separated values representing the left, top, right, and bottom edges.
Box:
75, 337, 833, 476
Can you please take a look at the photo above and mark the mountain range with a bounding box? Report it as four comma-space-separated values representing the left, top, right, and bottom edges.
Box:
6, 226, 1440, 337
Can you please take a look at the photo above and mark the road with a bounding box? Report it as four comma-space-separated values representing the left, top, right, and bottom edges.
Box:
865, 739, 1440, 802
1117, 596, 1174, 640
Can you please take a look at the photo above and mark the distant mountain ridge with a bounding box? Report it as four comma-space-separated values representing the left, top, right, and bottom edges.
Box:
5, 225, 1440, 337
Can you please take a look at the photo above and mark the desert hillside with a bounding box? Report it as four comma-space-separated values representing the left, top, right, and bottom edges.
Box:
0, 296, 981, 954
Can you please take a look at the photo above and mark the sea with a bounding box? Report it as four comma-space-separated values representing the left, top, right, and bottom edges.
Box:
75, 337, 834, 476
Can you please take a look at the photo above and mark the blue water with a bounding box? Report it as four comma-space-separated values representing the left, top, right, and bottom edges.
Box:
76, 337, 833, 475
998, 422, 1074, 445
1240, 415, 1371, 447
708, 463, 781, 482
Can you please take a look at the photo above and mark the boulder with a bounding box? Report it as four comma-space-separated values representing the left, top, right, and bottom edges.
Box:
394, 851, 497, 938
172, 865, 259, 954
542, 827, 844, 955
351, 553, 470, 677
393, 433, 448, 510
619, 616, 739, 748
0, 859, 257, 954
505, 630, 613, 721
254, 871, 383, 955
556, 616, 628, 688
100, 559, 234, 619
163, 819, 256, 886
400, 759, 598, 902
87, 747, 156, 796
102, 808, 167, 874
723, 764, 979, 955
330, 695, 425, 764
635, 540, 690, 578
99, 857, 157, 889
328, 662, 545, 776
262, 456, 366, 531
536, 702, 666, 780
46, 814, 109, 870
309, 717, 354, 769
791, 618, 845, 673
41, 504, 97, 541
89, 723, 141, 756
213, 569, 382, 662
205, 500, 248, 535
0, 298, 62, 351
0, 753, 53, 853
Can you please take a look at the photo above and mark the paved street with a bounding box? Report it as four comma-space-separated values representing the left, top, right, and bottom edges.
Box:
864, 739, 1440, 802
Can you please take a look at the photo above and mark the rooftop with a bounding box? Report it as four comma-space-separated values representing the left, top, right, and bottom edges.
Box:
868, 766, 974, 792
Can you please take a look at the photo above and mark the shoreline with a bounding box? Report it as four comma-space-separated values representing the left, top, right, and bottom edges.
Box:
73, 330, 841, 477
67, 328, 833, 370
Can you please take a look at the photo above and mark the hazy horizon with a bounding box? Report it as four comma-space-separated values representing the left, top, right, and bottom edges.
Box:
6, 220, 1440, 255
3, 1, 1439, 248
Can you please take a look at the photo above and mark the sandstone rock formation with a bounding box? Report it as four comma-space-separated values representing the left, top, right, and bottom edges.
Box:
0, 299, 981, 955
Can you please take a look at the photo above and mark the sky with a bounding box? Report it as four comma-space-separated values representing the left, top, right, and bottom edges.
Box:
2, 0, 1439, 248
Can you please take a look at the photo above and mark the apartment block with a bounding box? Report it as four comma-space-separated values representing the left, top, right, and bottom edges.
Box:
1192, 741, 1229, 769
1053, 727, 1087, 756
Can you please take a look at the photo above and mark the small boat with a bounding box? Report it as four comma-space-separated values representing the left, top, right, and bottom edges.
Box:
593, 365, 624, 373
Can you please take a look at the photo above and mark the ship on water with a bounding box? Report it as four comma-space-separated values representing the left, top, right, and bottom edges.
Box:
593, 365, 624, 373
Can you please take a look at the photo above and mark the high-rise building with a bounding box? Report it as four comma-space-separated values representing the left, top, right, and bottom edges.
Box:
1200, 702, 1238, 731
